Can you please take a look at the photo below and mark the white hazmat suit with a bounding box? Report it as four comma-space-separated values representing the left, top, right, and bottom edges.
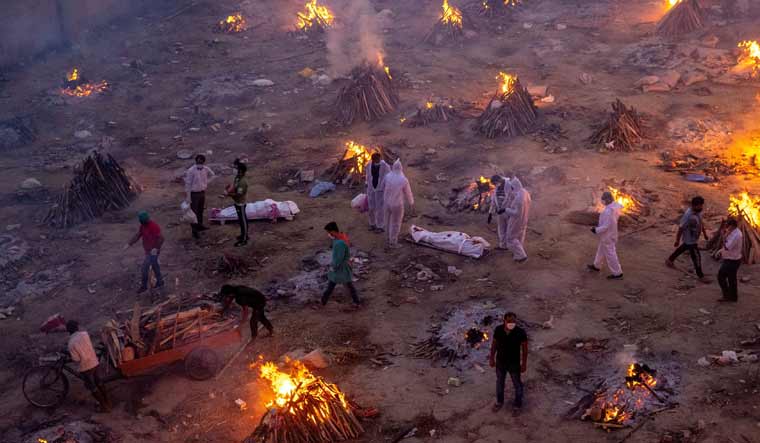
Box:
366, 160, 390, 229
593, 201, 623, 275
490, 176, 512, 249
382, 160, 414, 246
504, 178, 531, 261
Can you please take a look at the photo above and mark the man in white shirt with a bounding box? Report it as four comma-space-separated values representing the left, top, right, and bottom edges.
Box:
66, 320, 111, 411
184, 154, 215, 239
717, 217, 743, 302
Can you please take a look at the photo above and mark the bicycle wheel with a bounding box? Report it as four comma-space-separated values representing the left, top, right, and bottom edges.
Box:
22, 366, 70, 408
185, 347, 220, 381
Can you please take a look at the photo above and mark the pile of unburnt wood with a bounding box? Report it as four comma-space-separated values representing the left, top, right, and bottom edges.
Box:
657, 0, 704, 38
332, 63, 398, 126
101, 294, 235, 367
328, 145, 396, 187
403, 101, 459, 128
589, 100, 644, 152
244, 378, 364, 443
45, 151, 138, 228
474, 77, 537, 138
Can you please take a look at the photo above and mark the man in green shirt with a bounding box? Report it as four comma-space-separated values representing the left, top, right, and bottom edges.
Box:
321, 222, 361, 306
227, 161, 249, 247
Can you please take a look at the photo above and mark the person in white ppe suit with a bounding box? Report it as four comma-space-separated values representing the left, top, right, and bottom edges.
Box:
489, 175, 512, 250
504, 178, 531, 262
382, 159, 414, 248
588, 191, 624, 279
366, 153, 390, 232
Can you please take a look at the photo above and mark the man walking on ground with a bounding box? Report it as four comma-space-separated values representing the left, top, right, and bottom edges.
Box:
666, 196, 711, 283
382, 160, 414, 248
219, 284, 274, 339
125, 211, 165, 293
489, 312, 528, 416
366, 153, 390, 232
489, 175, 512, 250
716, 217, 743, 302
184, 154, 215, 239
588, 191, 624, 280
504, 178, 531, 262
226, 161, 249, 247
66, 320, 111, 412
321, 222, 361, 306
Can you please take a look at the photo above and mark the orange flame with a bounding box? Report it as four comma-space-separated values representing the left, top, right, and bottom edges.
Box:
425, 101, 434, 109
497, 72, 517, 96
219, 13, 247, 32
66, 68, 79, 82
738, 40, 760, 76
666, 0, 681, 10
608, 186, 638, 213
625, 363, 657, 390
296, 0, 334, 31
441, 0, 463, 28
377, 53, 392, 79
729, 192, 760, 228
343, 141, 374, 174
61, 68, 108, 97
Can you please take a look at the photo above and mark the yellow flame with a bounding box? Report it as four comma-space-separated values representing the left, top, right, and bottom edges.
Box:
666, 0, 681, 10
67, 68, 79, 82
61, 80, 109, 97
219, 13, 246, 32
441, 0, 463, 28
425, 101, 434, 109
608, 186, 637, 213
738, 40, 760, 76
729, 192, 760, 228
497, 72, 517, 96
343, 141, 374, 174
625, 363, 657, 389
478, 176, 489, 184
38, 440, 48, 443
296, 0, 334, 30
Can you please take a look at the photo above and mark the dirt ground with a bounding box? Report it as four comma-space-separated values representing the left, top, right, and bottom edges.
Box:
1, 0, 760, 442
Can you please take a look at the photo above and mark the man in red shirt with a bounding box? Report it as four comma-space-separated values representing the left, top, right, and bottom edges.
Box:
125, 211, 165, 293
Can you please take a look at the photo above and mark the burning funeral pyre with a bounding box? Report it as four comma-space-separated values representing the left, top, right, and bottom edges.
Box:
445, 176, 496, 213
656, 0, 704, 38
480, 0, 520, 17
328, 141, 395, 186
332, 57, 398, 126
244, 358, 364, 443
736, 40, 760, 79
409, 302, 502, 367
45, 151, 139, 228
579, 363, 674, 430
295, 0, 334, 33
565, 183, 655, 226
475, 72, 537, 138
61, 68, 108, 98
101, 293, 236, 371
708, 192, 760, 264
402, 100, 459, 128
424, 0, 469, 45
589, 99, 644, 152
215, 13, 247, 33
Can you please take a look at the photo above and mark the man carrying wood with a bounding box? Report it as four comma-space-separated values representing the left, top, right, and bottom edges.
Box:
66, 320, 111, 412
184, 154, 215, 239
666, 196, 710, 283
489, 312, 527, 416
716, 217, 743, 302
124, 211, 165, 294
219, 284, 273, 339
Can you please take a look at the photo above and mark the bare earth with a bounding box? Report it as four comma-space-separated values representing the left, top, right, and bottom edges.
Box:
1, 0, 759, 442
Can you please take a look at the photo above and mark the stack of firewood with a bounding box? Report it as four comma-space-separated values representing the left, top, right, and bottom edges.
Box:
244, 378, 364, 443
101, 294, 235, 367
403, 101, 459, 128
445, 179, 495, 213
45, 151, 138, 228
328, 145, 396, 187
474, 76, 537, 138
332, 63, 398, 126
589, 100, 643, 152
657, 0, 704, 38
423, 1, 470, 45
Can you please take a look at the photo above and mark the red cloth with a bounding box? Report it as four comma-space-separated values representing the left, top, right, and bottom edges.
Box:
334, 232, 351, 247
139, 221, 162, 253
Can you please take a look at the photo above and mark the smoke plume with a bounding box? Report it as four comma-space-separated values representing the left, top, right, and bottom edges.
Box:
326, 0, 384, 76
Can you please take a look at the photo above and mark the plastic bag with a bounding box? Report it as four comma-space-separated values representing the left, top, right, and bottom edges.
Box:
351, 193, 368, 213
180, 201, 198, 224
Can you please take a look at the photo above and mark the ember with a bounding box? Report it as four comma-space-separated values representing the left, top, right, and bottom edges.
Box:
446, 176, 496, 213
295, 0, 334, 32
474, 72, 537, 138
656, 0, 704, 37
61, 68, 108, 97
331, 59, 398, 126
402, 100, 458, 127
737, 40, 760, 77
589, 99, 643, 152
465, 328, 489, 348
215, 13, 247, 33
424, 0, 467, 45
245, 358, 363, 443
481, 0, 520, 16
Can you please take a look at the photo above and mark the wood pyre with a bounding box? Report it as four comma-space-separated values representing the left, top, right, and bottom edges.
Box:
589, 99, 644, 152
474, 72, 537, 138
332, 61, 398, 127
445, 176, 496, 213
328, 141, 396, 186
424, 0, 472, 45
708, 192, 760, 264
402, 100, 459, 128
656, 0, 705, 38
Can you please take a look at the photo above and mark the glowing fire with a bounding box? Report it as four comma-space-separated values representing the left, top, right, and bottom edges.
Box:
589, 363, 659, 425
626, 363, 657, 390
218, 13, 247, 32
738, 40, 760, 76
66, 68, 79, 82
483, 0, 520, 9
478, 176, 490, 184
377, 53, 392, 79
497, 72, 517, 96
441, 0, 463, 28
608, 186, 638, 213
426, 101, 434, 109
61, 68, 108, 97
666, 0, 681, 10
343, 141, 374, 174
729, 192, 760, 228
296, 0, 334, 31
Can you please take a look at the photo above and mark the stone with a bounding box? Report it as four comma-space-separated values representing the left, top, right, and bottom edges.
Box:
660, 70, 681, 88
74, 130, 92, 139
314, 74, 331, 86
298, 170, 315, 182
682, 71, 708, 86
697, 357, 710, 367
643, 82, 671, 93
253, 79, 275, 87
555, 23, 567, 30
19, 178, 42, 190
447, 377, 461, 387
578, 72, 593, 85
527, 85, 548, 97
447, 266, 462, 276
176, 149, 193, 159
302, 349, 330, 369
635, 75, 660, 87
522, 22, 533, 29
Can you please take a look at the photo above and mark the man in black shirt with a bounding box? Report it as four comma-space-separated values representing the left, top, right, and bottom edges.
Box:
489, 312, 528, 415
219, 284, 273, 339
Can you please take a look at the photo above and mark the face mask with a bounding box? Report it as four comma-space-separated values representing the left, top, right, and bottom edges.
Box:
506, 323, 516, 330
